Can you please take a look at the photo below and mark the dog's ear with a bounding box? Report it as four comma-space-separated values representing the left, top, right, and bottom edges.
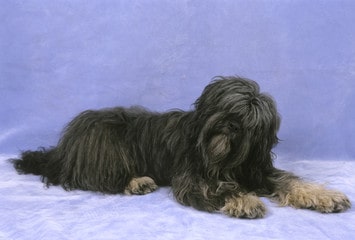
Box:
196, 113, 227, 162
196, 113, 243, 173
206, 134, 231, 164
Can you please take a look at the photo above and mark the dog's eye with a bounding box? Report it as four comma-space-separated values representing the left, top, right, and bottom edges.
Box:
228, 123, 240, 131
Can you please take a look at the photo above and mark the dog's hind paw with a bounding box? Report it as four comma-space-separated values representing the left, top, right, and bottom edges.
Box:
221, 193, 266, 219
124, 176, 158, 195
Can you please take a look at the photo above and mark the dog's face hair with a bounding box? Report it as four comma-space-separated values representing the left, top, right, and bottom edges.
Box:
194, 77, 280, 183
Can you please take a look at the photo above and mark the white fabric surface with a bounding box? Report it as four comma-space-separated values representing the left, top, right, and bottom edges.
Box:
1, 155, 354, 240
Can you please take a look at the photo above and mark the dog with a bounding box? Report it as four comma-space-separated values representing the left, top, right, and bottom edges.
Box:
11, 76, 351, 218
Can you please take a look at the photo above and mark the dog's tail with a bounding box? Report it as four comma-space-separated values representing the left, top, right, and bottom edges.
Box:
10, 148, 53, 176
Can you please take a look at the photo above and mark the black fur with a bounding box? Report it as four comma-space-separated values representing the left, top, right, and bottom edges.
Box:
11, 76, 351, 218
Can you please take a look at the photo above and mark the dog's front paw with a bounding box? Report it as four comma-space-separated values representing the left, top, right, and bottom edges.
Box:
280, 182, 351, 213
306, 189, 351, 213
221, 194, 266, 219
124, 176, 158, 195
316, 191, 351, 213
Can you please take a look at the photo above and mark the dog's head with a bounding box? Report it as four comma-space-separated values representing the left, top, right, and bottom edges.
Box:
194, 76, 280, 177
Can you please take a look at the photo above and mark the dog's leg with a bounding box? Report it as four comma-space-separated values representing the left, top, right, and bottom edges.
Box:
268, 169, 351, 213
172, 174, 266, 218
124, 176, 158, 195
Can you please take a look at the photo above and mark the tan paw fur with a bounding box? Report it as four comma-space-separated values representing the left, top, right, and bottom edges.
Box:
124, 176, 158, 195
221, 193, 266, 218
276, 181, 351, 213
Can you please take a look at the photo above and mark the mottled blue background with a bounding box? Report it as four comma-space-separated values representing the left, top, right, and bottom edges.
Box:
1, 0, 355, 160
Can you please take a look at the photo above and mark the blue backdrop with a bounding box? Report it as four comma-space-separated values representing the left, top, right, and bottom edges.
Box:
1, 0, 355, 160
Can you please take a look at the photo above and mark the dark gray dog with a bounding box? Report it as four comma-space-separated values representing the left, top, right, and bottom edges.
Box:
11, 76, 350, 218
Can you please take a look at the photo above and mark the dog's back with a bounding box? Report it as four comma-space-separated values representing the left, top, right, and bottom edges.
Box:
11, 106, 193, 193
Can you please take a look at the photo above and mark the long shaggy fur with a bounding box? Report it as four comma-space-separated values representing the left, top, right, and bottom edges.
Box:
11, 76, 351, 218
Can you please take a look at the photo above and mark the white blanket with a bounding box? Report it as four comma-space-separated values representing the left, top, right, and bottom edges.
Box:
1, 155, 354, 240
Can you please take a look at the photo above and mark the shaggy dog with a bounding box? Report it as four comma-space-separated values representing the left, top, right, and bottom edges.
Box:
11, 76, 351, 218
